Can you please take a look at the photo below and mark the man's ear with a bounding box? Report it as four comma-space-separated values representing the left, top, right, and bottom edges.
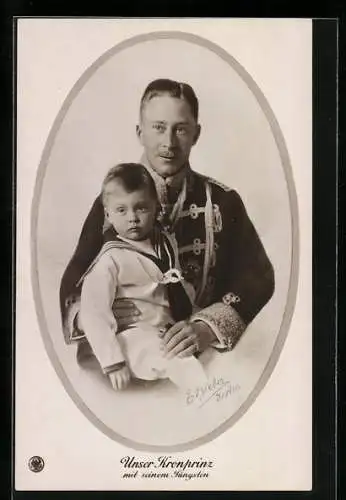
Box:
136, 124, 143, 145
192, 124, 201, 146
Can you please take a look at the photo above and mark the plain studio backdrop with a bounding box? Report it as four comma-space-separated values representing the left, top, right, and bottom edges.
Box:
34, 36, 292, 448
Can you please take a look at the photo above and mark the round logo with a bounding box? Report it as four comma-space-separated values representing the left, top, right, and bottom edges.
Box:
28, 456, 45, 473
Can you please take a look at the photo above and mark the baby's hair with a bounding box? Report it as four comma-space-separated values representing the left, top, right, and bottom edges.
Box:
140, 79, 199, 122
102, 163, 158, 206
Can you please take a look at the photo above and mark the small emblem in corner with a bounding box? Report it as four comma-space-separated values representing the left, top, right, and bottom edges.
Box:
28, 456, 45, 473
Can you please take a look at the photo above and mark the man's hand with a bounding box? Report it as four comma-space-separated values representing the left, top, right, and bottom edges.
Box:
108, 365, 131, 390
160, 321, 216, 359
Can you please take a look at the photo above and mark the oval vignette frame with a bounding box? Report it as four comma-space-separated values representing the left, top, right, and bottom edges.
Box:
31, 31, 299, 452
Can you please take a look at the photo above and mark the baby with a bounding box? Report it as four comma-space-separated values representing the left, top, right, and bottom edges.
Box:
79, 163, 206, 390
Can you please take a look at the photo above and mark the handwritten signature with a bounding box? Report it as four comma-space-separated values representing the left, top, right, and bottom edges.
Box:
185, 377, 240, 408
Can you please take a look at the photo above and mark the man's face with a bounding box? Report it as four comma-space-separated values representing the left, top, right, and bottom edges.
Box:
104, 181, 157, 241
136, 95, 201, 178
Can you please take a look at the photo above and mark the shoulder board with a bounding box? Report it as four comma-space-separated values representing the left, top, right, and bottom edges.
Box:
202, 174, 231, 192
192, 171, 231, 192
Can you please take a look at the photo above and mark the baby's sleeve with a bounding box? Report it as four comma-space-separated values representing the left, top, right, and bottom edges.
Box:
80, 252, 126, 373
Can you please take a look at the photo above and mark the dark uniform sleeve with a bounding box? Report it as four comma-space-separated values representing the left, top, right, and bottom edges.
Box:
192, 189, 275, 349
59, 194, 105, 343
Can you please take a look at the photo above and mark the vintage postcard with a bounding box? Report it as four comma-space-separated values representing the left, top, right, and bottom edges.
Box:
15, 18, 312, 491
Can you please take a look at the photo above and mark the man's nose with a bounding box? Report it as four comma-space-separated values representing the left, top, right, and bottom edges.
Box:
162, 127, 177, 148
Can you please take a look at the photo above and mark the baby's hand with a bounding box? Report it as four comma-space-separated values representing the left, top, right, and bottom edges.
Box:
108, 365, 131, 391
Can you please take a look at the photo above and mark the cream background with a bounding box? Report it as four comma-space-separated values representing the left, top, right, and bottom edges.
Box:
16, 18, 312, 490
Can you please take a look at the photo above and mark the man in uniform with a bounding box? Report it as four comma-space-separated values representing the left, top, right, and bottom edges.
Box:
60, 78, 275, 360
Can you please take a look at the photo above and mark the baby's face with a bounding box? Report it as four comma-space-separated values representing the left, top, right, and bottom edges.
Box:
104, 181, 157, 241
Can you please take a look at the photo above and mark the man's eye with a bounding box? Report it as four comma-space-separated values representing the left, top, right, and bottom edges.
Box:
116, 207, 126, 214
153, 123, 165, 132
137, 207, 149, 213
176, 127, 187, 135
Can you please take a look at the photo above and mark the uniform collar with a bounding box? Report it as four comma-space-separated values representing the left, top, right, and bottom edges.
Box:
140, 154, 192, 205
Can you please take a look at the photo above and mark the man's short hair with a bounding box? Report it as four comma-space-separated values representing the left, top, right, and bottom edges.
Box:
102, 163, 158, 205
140, 79, 199, 122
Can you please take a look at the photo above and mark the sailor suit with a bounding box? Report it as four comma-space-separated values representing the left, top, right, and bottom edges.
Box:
79, 230, 205, 385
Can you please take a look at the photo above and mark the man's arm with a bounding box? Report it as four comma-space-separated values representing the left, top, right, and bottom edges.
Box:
60, 194, 105, 343
191, 189, 275, 350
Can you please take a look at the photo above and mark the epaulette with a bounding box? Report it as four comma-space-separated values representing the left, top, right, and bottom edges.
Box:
199, 173, 231, 192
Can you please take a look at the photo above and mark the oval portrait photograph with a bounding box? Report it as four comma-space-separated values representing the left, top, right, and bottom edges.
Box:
32, 31, 298, 451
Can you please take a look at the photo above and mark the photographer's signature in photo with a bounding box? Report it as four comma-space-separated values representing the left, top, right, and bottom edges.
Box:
185, 377, 240, 408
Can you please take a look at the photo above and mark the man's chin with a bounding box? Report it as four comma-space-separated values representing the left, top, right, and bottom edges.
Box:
151, 160, 185, 178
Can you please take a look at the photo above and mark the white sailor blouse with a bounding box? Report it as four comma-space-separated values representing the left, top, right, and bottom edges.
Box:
79, 233, 195, 374
60, 167, 275, 351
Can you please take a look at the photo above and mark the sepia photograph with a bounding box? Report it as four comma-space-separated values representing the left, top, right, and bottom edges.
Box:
30, 30, 297, 450
15, 19, 315, 491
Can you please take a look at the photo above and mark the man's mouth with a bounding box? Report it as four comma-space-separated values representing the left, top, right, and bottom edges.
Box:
159, 151, 177, 160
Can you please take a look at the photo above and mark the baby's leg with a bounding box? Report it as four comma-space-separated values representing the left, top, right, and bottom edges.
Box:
117, 324, 208, 387
116, 325, 168, 381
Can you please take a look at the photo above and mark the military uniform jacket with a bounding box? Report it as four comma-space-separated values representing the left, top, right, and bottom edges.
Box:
60, 165, 275, 350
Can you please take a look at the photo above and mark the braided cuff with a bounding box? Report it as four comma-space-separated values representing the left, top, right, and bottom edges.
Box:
191, 302, 246, 351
